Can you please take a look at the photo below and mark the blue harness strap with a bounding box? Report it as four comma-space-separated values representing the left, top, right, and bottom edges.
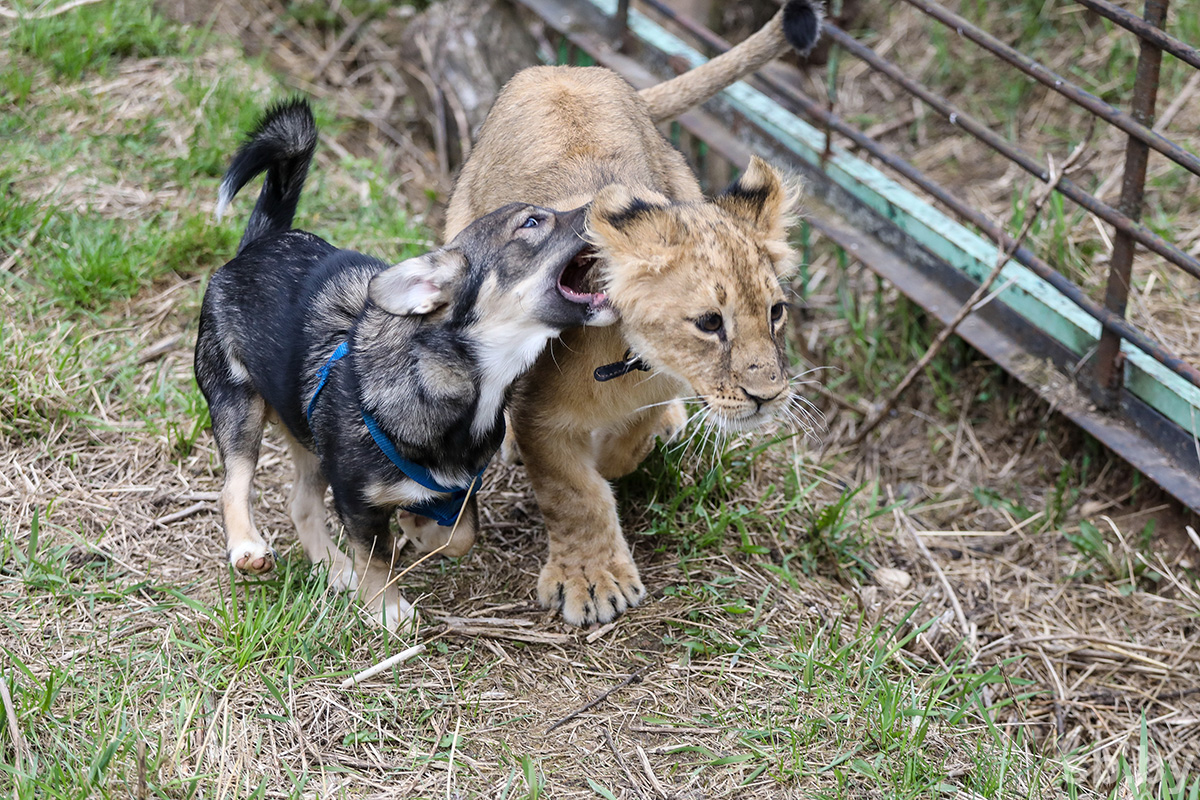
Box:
306, 341, 490, 527
306, 341, 349, 423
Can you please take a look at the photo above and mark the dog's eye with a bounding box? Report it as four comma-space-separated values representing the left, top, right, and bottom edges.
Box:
770, 302, 786, 323
520, 216, 539, 229
696, 312, 724, 334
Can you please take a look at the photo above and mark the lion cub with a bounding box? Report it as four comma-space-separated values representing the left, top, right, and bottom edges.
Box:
442, 0, 822, 626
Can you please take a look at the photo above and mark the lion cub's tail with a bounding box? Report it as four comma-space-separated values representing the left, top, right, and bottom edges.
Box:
638, 0, 823, 124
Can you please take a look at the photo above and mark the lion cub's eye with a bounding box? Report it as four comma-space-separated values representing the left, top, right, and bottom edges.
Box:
770, 302, 786, 323
520, 216, 540, 229
696, 312, 724, 334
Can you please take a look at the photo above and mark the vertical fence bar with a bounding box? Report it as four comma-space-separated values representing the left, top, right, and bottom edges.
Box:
1092, 0, 1169, 408
612, 0, 630, 44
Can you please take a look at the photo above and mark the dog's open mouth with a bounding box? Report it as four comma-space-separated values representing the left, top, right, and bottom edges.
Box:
557, 247, 607, 309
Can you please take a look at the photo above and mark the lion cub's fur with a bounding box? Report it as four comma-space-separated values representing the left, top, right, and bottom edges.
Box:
443, 1, 821, 626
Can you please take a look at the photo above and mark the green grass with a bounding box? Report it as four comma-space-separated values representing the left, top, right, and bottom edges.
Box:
7, 0, 186, 83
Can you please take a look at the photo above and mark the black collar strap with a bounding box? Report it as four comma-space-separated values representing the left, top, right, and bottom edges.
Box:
594, 350, 651, 382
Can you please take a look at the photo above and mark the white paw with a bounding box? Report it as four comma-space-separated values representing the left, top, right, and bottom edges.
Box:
228, 540, 275, 575
327, 564, 360, 593
383, 596, 418, 631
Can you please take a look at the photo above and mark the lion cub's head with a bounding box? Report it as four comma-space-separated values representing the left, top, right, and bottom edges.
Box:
589, 156, 799, 433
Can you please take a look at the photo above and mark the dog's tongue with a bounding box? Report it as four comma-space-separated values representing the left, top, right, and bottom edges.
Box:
559, 283, 607, 308
558, 249, 608, 308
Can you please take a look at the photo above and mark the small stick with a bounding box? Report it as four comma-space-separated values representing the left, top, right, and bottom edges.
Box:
136, 740, 148, 800
851, 136, 1091, 446
891, 494, 975, 652
603, 727, 646, 800
545, 667, 648, 733
154, 501, 208, 527
339, 643, 426, 689
635, 744, 670, 799
445, 715, 462, 800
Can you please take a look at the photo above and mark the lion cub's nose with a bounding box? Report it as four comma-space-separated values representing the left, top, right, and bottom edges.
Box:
742, 386, 784, 410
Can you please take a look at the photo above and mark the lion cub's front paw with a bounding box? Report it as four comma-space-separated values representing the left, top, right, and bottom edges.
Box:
538, 554, 645, 626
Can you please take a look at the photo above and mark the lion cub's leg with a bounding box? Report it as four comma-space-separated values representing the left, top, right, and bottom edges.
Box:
517, 422, 644, 626
595, 400, 688, 481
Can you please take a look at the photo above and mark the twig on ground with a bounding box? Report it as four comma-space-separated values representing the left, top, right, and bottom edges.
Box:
891, 491, 976, 652
545, 666, 648, 733
442, 625, 572, 645
446, 714, 462, 800
154, 501, 209, 527
136, 739, 148, 800
851, 136, 1092, 446
635, 744, 670, 799
339, 643, 426, 689
603, 727, 647, 800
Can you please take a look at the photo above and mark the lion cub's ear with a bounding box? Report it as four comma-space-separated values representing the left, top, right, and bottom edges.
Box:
715, 156, 800, 276
368, 249, 467, 316
588, 184, 677, 262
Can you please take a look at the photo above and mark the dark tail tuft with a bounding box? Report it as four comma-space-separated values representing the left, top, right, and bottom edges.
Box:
782, 0, 824, 56
217, 97, 318, 254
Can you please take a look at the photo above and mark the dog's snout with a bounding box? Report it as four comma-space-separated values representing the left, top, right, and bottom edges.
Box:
560, 205, 589, 235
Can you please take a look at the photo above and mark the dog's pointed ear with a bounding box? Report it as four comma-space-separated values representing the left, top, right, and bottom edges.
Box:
714, 156, 800, 276
368, 249, 467, 316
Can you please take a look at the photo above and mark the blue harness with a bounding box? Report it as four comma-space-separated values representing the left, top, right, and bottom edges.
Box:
306, 341, 488, 527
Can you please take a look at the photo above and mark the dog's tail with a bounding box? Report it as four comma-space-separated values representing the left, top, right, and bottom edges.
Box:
216, 98, 318, 255
638, 0, 823, 124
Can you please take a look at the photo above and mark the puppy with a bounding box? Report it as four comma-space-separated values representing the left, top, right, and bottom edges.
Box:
194, 99, 611, 628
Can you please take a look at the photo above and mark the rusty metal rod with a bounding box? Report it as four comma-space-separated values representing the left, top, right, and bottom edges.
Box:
823, 22, 1200, 282
901, 0, 1200, 179
632, 0, 1200, 388
1074, 0, 1200, 69
1094, 0, 1169, 404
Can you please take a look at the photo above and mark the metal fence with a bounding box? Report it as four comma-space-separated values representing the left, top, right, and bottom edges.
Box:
513, 0, 1200, 514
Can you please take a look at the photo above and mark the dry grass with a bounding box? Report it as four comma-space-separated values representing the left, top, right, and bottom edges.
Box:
1, 0, 1199, 798
802, 0, 1200, 363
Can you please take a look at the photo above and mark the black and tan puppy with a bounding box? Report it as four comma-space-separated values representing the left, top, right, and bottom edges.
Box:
195, 100, 610, 627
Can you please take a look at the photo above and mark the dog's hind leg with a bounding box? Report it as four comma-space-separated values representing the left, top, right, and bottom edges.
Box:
281, 432, 361, 593
338, 505, 416, 631
208, 387, 275, 575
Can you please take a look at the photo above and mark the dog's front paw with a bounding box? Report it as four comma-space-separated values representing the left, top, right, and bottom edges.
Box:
538, 553, 645, 626
228, 540, 276, 575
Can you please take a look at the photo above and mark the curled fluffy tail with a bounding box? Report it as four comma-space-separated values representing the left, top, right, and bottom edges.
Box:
216, 98, 318, 255
638, 0, 823, 124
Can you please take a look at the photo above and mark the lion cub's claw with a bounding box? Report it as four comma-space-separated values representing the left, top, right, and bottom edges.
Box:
538, 557, 645, 626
